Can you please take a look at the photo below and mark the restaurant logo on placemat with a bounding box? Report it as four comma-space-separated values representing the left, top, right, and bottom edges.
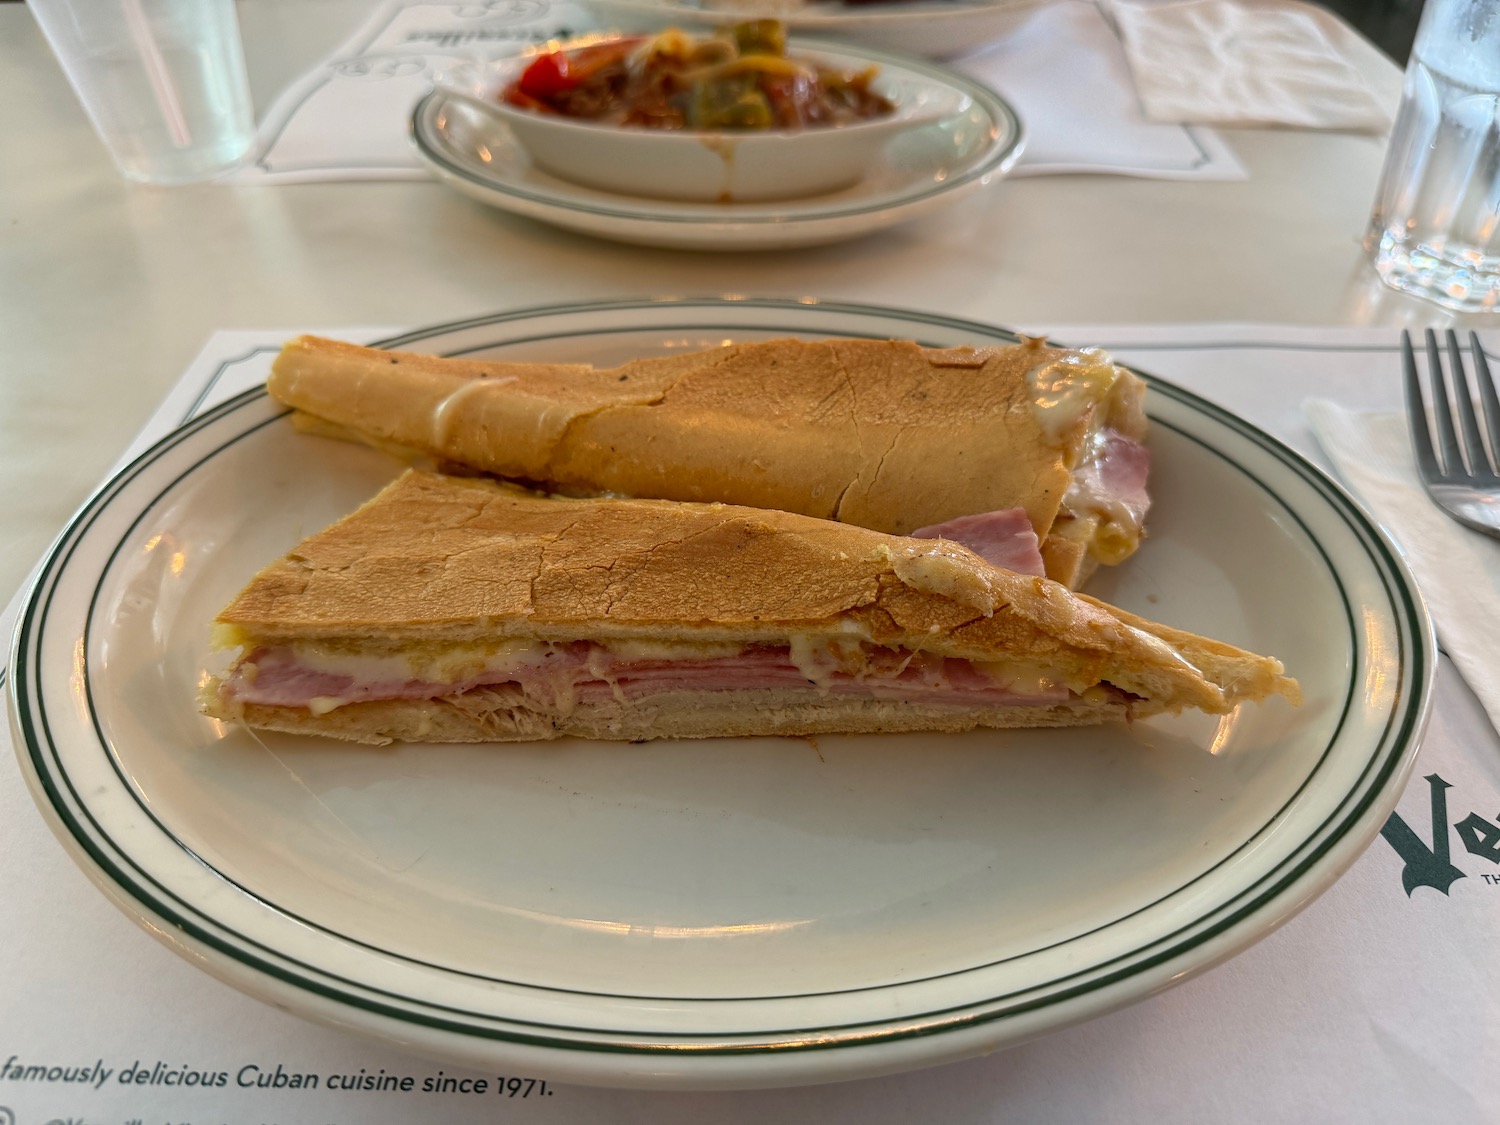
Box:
1381, 773, 1500, 895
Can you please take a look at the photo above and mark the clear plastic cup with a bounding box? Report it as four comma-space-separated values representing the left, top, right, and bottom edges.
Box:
1365, 0, 1500, 312
28, 0, 255, 185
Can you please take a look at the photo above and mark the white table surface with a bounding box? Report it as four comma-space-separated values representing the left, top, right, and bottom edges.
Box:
4, 2, 1497, 1120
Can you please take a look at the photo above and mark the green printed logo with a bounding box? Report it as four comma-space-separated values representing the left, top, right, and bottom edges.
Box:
1381, 773, 1500, 894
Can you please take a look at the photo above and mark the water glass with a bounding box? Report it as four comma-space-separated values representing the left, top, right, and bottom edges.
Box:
29, 0, 255, 185
1365, 0, 1500, 313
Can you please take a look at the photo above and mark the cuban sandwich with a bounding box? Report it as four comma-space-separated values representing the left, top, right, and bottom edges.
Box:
265, 334, 1151, 588
202, 470, 1298, 746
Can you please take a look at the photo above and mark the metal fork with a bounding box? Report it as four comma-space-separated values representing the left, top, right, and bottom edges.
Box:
1402, 328, 1500, 539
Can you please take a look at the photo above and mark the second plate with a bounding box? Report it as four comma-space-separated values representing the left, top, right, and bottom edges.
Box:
410, 45, 1023, 251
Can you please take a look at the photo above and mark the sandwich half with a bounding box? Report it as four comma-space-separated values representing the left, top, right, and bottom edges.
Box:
201, 470, 1297, 746
267, 334, 1150, 588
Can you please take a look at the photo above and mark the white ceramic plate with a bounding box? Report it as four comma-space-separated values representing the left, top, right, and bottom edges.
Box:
583, 0, 1046, 59
9, 299, 1432, 1091
410, 46, 1022, 250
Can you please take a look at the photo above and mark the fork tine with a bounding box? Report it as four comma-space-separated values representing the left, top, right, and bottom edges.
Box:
1425, 328, 1464, 475
1468, 331, 1500, 477
1446, 329, 1491, 477
1403, 331, 1441, 481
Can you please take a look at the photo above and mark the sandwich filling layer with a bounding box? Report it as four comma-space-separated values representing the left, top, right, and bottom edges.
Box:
909, 424, 1149, 578
203, 470, 1299, 744
215, 637, 1113, 718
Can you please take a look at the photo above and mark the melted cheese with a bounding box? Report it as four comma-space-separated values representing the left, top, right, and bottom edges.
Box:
1026, 348, 1122, 449
430, 376, 516, 447
971, 659, 1060, 695
873, 542, 1001, 615
285, 637, 547, 686
1028, 348, 1148, 564
601, 638, 744, 662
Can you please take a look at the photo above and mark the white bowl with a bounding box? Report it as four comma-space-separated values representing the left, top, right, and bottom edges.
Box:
432, 35, 970, 203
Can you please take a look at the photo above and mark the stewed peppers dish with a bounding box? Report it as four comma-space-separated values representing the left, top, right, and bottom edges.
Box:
503, 22, 895, 130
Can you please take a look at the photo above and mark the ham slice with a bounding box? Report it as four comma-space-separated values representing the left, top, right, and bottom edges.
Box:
1067, 430, 1151, 534
909, 508, 1045, 576
224, 642, 1071, 713
906, 428, 1151, 578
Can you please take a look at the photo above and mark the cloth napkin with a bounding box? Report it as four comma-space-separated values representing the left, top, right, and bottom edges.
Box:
1306, 399, 1500, 734
1110, 0, 1393, 131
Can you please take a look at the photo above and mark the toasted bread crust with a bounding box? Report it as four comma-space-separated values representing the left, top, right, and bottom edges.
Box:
206, 687, 1159, 746
267, 334, 1148, 585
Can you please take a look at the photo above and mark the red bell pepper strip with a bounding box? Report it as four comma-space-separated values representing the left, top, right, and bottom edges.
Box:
515, 38, 643, 100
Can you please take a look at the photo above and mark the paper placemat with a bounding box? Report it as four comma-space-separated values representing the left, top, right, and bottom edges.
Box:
232, 0, 1246, 183
3, 325, 1497, 1122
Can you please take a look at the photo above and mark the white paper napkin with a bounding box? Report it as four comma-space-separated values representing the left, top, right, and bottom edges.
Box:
1111, 0, 1392, 131
962, 0, 1244, 178
1307, 399, 1500, 734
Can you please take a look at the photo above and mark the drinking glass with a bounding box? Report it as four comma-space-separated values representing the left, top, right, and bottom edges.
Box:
1365, 0, 1500, 313
29, 0, 255, 184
